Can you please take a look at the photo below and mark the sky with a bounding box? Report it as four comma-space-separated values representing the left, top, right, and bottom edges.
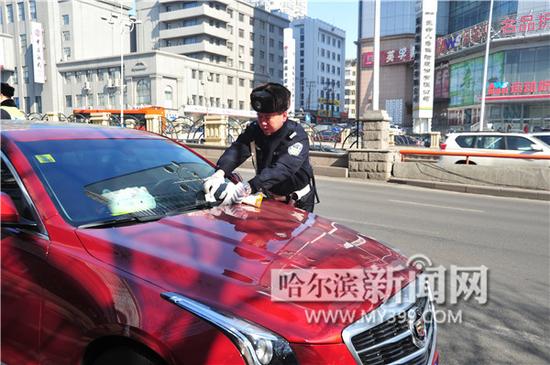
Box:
308, 0, 360, 59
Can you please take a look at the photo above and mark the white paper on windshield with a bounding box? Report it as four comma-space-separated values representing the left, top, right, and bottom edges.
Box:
101, 187, 156, 216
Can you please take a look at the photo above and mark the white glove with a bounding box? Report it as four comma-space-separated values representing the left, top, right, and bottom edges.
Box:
203, 170, 225, 202
219, 182, 252, 206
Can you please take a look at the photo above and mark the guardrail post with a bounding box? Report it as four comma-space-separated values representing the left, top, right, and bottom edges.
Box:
89, 112, 111, 126
145, 114, 162, 133
430, 131, 440, 149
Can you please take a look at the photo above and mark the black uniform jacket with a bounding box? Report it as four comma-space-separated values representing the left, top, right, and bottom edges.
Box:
217, 120, 313, 196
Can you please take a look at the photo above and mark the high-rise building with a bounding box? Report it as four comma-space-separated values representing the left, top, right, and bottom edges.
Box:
135, 0, 289, 117
291, 17, 345, 120
246, 0, 307, 20
344, 59, 357, 120
0, 0, 132, 114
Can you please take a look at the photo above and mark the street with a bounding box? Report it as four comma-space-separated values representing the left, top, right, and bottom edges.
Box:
313, 176, 550, 365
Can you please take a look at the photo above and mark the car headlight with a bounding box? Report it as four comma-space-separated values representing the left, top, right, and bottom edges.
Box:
161, 292, 298, 365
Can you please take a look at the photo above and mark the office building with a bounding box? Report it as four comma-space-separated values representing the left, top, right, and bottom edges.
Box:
0, 0, 131, 114
291, 17, 345, 120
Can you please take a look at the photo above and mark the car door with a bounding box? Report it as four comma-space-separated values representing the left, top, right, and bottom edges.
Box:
474, 135, 506, 166
505, 136, 550, 167
1, 156, 50, 365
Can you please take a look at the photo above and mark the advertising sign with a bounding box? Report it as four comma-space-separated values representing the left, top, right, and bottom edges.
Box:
30, 22, 45, 84
413, 0, 438, 120
449, 52, 504, 107
434, 62, 450, 99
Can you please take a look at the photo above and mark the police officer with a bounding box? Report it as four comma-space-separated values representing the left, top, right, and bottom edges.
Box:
1, 83, 25, 120
203, 83, 317, 212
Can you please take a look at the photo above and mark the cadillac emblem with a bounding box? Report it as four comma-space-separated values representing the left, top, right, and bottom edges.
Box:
408, 308, 427, 348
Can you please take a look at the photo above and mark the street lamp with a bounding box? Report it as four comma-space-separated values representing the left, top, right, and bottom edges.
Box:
101, 4, 141, 126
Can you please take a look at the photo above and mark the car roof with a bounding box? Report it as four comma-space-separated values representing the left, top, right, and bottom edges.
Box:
0, 121, 164, 142
447, 132, 533, 137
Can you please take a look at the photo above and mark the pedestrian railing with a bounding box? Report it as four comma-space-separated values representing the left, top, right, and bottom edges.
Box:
399, 149, 550, 163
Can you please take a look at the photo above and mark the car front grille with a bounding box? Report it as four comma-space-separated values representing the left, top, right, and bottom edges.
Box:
343, 282, 436, 365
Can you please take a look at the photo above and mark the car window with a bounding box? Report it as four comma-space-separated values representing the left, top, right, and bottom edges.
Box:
1, 158, 40, 228
15, 138, 216, 226
506, 136, 534, 151
455, 135, 476, 148
476, 136, 505, 150
533, 135, 550, 146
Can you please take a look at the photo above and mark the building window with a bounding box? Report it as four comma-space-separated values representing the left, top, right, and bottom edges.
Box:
239, 100, 244, 110
227, 41, 233, 50
97, 93, 106, 106
227, 76, 233, 85
29, 0, 37, 19
239, 78, 244, 87
238, 12, 244, 22
227, 25, 233, 34
63, 47, 71, 60
17, 2, 25, 21
20, 34, 26, 51
227, 58, 233, 67
228, 99, 233, 109
249, 80, 254, 88
164, 86, 173, 108
24, 97, 31, 114
238, 28, 244, 38
65, 95, 73, 108
136, 79, 151, 105
35, 96, 42, 113
239, 61, 244, 70
62, 14, 69, 25
238, 45, 244, 56
63, 31, 70, 41
269, 38, 274, 47
6, 4, 14, 23
23, 66, 29, 83
269, 53, 274, 62
269, 24, 274, 32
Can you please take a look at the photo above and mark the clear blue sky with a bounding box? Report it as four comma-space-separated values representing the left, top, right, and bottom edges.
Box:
308, 0, 359, 60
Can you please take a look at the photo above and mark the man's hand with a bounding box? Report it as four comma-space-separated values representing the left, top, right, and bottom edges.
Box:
218, 182, 252, 206
203, 170, 225, 202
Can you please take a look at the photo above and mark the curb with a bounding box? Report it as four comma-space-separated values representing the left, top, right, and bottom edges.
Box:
389, 178, 550, 201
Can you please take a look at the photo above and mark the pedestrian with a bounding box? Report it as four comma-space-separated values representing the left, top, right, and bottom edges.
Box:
203, 82, 318, 212
523, 123, 529, 133
1, 82, 25, 120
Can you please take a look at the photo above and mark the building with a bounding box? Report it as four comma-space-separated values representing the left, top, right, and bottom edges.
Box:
357, 0, 550, 133
283, 28, 296, 114
291, 17, 345, 121
0, 0, 132, 114
357, 0, 449, 129
246, 0, 307, 20
135, 0, 289, 118
344, 59, 357, 120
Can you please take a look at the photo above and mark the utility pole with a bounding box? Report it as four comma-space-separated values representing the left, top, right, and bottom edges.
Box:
479, 0, 494, 131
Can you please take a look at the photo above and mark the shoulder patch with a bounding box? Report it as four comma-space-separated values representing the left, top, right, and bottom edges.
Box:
288, 142, 304, 156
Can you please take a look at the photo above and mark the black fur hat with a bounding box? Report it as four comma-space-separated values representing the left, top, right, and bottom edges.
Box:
250, 83, 291, 113
1, 83, 15, 98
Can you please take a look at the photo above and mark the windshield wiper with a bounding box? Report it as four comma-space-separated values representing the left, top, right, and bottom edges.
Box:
78, 214, 165, 229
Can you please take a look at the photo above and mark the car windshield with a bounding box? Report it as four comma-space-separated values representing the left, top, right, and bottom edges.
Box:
16, 138, 216, 227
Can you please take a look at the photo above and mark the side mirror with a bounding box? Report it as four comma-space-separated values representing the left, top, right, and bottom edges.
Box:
530, 144, 543, 152
1, 192, 20, 224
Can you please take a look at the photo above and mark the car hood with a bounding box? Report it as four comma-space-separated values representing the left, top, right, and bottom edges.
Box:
76, 201, 417, 344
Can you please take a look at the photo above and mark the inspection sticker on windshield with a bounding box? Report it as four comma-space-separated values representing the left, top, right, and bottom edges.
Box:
288, 142, 303, 156
35, 154, 56, 163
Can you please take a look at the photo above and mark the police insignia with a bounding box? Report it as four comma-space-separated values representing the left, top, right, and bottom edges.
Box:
288, 142, 303, 156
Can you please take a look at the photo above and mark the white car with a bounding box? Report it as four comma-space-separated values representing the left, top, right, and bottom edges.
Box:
438, 132, 550, 167
531, 132, 550, 147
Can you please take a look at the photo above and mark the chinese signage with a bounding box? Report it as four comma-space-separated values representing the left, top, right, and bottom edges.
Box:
413, 0, 438, 120
487, 80, 550, 97
437, 11, 550, 58
30, 22, 45, 84
361, 46, 414, 68
318, 97, 340, 106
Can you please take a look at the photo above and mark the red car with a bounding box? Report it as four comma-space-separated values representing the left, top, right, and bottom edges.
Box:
1, 122, 438, 365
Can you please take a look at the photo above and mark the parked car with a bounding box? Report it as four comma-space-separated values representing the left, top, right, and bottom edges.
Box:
438, 132, 550, 167
1, 122, 438, 365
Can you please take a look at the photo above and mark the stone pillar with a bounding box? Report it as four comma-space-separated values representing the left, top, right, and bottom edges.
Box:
145, 114, 162, 134
204, 114, 228, 146
348, 110, 397, 180
46, 113, 60, 121
361, 110, 391, 149
89, 112, 111, 126
430, 131, 441, 149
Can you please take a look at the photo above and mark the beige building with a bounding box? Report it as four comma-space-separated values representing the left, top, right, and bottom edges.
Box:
358, 35, 415, 127
344, 59, 357, 119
